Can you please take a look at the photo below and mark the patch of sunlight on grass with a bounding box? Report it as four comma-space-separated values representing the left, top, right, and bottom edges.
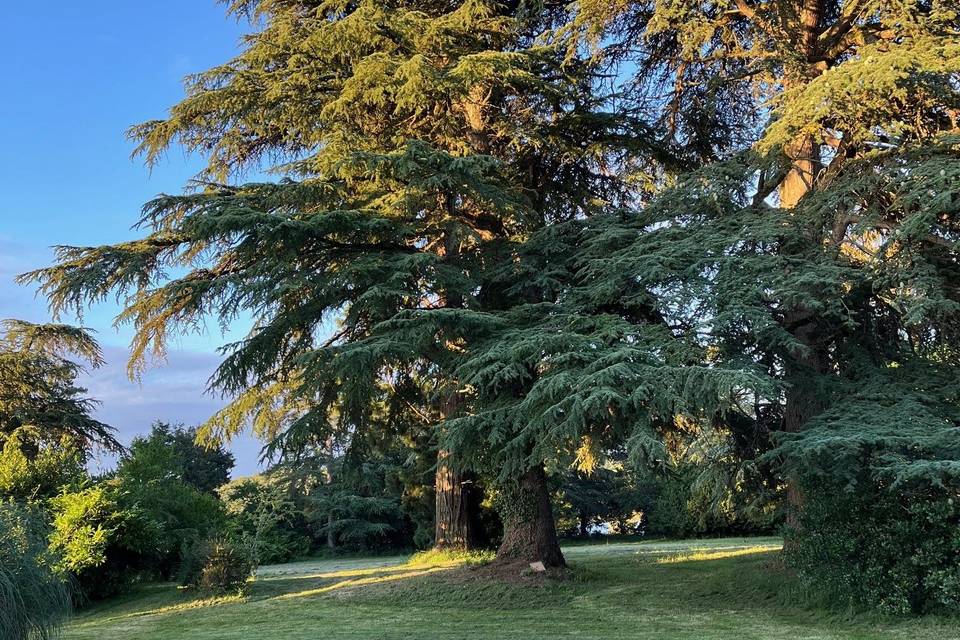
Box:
274, 566, 449, 600
256, 555, 405, 579
656, 545, 781, 564
561, 536, 783, 560
258, 563, 415, 582
406, 548, 495, 568
91, 591, 246, 623
270, 550, 493, 600
257, 548, 491, 586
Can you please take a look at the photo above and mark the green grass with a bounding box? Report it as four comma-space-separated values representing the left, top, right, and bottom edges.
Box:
64, 537, 959, 640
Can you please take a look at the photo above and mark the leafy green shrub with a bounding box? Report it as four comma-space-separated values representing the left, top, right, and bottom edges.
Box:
120, 422, 234, 494
48, 485, 159, 600
646, 473, 697, 538
114, 476, 227, 578
218, 475, 311, 564
178, 536, 253, 595
0, 429, 85, 500
48, 475, 227, 600
787, 482, 960, 615
0, 502, 71, 640
643, 464, 779, 539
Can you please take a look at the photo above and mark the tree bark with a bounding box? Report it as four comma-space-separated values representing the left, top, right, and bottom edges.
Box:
778, 0, 828, 531
325, 435, 336, 549
780, 132, 821, 208
434, 449, 472, 549
496, 465, 566, 567
781, 308, 830, 537
327, 514, 336, 549
780, 135, 828, 535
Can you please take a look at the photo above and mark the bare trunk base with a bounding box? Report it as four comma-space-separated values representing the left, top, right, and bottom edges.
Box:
327, 514, 336, 549
781, 310, 828, 553
434, 451, 472, 550
495, 465, 565, 568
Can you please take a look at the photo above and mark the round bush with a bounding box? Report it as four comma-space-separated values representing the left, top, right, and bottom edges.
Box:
179, 537, 254, 595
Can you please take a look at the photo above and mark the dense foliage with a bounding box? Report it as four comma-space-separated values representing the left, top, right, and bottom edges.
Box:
178, 536, 254, 595
121, 422, 235, 494
0, 430, 85, 501
23, 0, 668, 566
219, 473, 313, 564
0, 502, 70, 640
11, 0, 960, 616
47, 448, 231, 600
559, 0, 960, 611
788, 480, 960, 615
0, 320, 118, 452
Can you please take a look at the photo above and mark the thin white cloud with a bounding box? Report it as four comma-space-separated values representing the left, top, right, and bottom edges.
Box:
1, 240, 265, 477
80, 345, 266, 477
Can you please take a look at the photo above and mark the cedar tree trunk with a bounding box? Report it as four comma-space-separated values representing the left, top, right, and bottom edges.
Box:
495, 464, 565, 567
434, 449, 472, 549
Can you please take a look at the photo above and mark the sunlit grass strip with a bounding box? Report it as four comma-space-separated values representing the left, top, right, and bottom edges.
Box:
258, 549, 493, 584
88, 592, 247, 624
405, 548, 495, 568
656, 545, 781, 564
274, 567, 449, 600
258, 565, 415, 582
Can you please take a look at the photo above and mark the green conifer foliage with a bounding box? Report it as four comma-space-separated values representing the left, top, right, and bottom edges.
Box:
24, 1, 656, 565
0, 320, 117, 452
552, 0, 960, 608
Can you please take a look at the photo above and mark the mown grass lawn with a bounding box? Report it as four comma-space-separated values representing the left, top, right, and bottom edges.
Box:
64, 537, 958, 640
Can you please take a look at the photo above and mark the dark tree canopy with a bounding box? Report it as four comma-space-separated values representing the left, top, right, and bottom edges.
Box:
120, 421, 235, 493
549, 0, 960, 506
0, 319, 118, 452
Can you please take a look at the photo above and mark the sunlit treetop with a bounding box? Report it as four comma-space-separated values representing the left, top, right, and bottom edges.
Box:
573, 0, 960, 163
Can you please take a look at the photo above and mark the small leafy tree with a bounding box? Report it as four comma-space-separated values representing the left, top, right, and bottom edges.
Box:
218, 474, 311, 564
305, 455, 409, 551
48, 447, 229, 600
0, 429, 85, 501
121, 421, 234, 494
47, 485, 155, 600
112, 456, 229, 580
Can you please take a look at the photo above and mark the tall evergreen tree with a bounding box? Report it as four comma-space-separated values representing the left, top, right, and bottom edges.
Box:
24, 0, 657, 565
411, 0, 959, 575
556, 0, 960, 539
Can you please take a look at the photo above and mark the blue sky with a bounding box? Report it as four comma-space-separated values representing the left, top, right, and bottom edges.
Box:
0, 2, 265, 475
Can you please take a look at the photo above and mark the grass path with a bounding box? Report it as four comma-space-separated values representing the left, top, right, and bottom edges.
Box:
64, 537, 959, 640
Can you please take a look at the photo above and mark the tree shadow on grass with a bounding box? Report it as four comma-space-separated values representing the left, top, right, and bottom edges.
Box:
252, 564, 453, 601
72, 558, 463, 625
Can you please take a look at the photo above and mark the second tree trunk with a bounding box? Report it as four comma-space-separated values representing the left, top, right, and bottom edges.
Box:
434, 449, 471, 549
